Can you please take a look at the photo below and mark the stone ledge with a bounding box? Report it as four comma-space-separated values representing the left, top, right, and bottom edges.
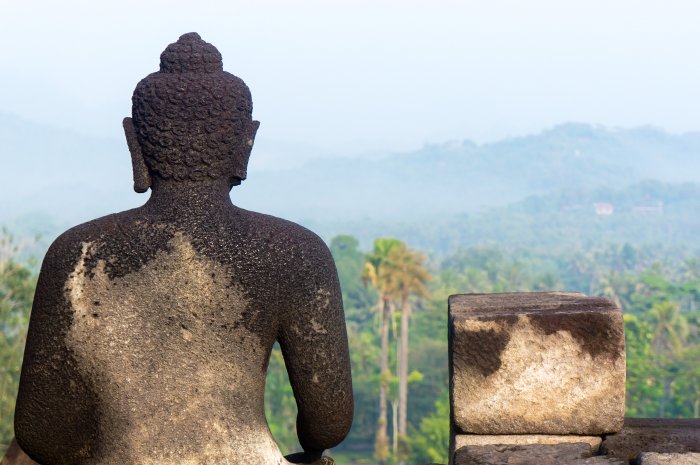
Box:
601, 418, 700, 461
637, 452, 700, 465
454, 433, 603, 449
453, 443, 628, 465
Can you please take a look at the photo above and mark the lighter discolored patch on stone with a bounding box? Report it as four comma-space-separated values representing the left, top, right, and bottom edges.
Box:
311, 318, 328, 334
65, 232, 288, 465
449, 292, 626, 436
453, 434, 603, 450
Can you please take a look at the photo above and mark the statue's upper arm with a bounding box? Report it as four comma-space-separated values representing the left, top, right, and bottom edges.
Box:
15, 233, 101, 463
276, 233, 353, 453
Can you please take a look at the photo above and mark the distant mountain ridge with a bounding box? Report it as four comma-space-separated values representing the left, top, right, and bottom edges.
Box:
238, 122, 700, 222
2, 114, 700, 248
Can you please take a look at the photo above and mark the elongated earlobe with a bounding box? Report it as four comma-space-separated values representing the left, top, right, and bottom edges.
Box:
123, 117, 151, 193
245, 120, 260, 151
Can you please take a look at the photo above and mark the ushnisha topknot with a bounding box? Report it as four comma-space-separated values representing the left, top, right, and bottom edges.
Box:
159, 32, 223, 74
131, 33, 255, 183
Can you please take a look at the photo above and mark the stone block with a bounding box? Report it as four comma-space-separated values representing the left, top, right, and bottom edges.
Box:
449, 292, 625, 435
454, 443, 591, 465
454, 443, 627, 465
454, 433, 602, 450
601, 418, 700, 461
637, 452, 700, 465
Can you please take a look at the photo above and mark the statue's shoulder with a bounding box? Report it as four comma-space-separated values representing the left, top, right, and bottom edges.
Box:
42, 210, 140, 266
235, 208, 333, 262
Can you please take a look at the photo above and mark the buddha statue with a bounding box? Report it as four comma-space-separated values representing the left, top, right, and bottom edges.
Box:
11, 32, 353, 465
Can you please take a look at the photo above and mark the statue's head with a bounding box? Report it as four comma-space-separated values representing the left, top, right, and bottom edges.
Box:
124, 32, 260, 192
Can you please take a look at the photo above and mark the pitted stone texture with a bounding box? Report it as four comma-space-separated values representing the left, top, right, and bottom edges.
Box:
449, 292, 625, 435
601, 419, 700, 461
454, 433, 602, 450
454, 443, 600, 465
14, 32, 352, 465
0, 440, 39, 465
637, 452, 700, 465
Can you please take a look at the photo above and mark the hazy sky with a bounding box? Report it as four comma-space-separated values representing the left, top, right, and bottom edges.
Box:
3, 0, 700, 155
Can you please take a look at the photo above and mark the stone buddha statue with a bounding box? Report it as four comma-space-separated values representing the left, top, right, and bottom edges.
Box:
11, 33, 353, 465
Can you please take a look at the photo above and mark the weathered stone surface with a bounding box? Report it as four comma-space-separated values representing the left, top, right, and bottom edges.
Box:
13, 33, 353, 465
637, 452, 700, 465
449, 292, 625, 435
572, 459, 627, 465
454, 433, 603, 449
0, 440, 39, 465
601, 419, 700, 461
453, 443, 602, 465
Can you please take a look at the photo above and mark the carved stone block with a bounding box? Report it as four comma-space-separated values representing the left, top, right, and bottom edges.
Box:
449, 292, 625, 435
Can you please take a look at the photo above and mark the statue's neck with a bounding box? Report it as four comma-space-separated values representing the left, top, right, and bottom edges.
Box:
144, 178, 235, 218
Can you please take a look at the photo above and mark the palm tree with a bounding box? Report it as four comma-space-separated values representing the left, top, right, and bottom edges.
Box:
650, 301, 689, 359
649, 301, 689, 417
381, 243, 430, 465
595, 271, 629, 311
363, 238, 402, 465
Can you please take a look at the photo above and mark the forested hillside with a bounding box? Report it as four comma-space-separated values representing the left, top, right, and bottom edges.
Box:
308, 180, 700, 255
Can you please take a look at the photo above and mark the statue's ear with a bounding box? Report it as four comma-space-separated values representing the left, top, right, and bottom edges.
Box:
233, 120, 260, 183
123, 117, 151, 193
247, 120, 260, 151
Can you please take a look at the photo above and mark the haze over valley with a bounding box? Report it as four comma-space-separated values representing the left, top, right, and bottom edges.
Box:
3, 112, 700, 256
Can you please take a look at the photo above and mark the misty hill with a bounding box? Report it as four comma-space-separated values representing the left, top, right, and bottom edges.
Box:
2, 114, 700, 253
0, 113, 139, 222
242, 122, 700, 223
